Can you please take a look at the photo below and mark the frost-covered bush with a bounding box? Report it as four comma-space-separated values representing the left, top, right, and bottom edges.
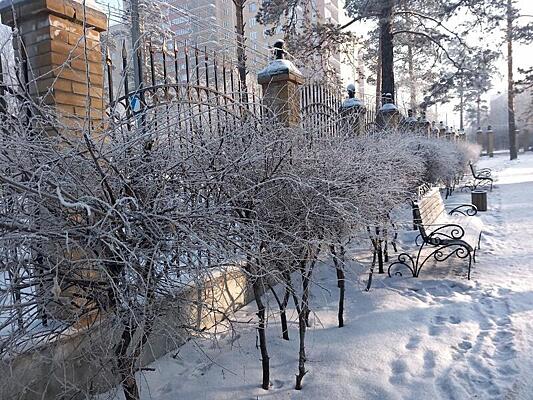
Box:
1, 85, 480, 397
405, 136, 481, 187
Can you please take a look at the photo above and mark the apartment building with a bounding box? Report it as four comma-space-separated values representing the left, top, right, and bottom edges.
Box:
164, 0, 341, 78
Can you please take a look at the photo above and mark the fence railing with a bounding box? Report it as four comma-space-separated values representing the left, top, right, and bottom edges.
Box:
0, 22, 395, 351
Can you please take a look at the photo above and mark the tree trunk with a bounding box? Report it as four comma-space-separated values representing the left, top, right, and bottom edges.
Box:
507, 0, 518, 160
116, 321, 140, 400
375, 35, 382, 111
407, 42, 416, 111
330, 244, 345, 328
476, 93, 481, 129
366, 249, 377, 291
269, 283, 290, 341
379, 1, 395, 101
280, 287, 290, 340
234, 0, 249, 107
295, 247, 319, 390
459, 77, 464, 131
253, 277, 270, 390
295, 271, 310, 390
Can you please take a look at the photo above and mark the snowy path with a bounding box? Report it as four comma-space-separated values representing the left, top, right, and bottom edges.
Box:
103, 153, 533, 400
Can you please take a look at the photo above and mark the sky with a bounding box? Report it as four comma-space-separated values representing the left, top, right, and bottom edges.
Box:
339, 0, 533, 128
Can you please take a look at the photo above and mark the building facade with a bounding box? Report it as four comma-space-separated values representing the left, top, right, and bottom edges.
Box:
159, 0, 341, 78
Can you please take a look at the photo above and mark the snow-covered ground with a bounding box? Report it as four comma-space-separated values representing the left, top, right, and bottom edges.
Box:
102, 152, 533, 400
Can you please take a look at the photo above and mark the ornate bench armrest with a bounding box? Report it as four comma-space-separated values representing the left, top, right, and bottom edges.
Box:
425, 223, 466, 245
446, 203, 478, 216
476, 168, 492, 177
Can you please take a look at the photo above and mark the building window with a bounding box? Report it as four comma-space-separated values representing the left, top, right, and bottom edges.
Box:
249, 3, 257, 13
249, 18, 256, 27
250, 31, 257, 40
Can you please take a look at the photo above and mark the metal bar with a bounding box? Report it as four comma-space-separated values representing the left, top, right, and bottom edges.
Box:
173, 40, 182, 131
0, 52, 6, 114
194, 46, 203, 133
149, 40, 156, 87
162, 40, 170, 133
213, 52, 221, 135
204, 48, 212, 135
229, 65, 237, 126
222, 56, 229, 129
130, 0, 143, 91
136, 40, 146, 132
106, 46, 114, 106
185, 42, 194, 135
121, 40, 132, 132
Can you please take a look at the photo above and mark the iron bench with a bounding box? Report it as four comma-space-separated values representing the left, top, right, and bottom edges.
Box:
388, 187, 483, 280
463, 162, 493, 191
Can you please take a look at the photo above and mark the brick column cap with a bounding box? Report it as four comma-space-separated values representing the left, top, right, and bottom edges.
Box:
258, 59, 304, 86
0, 0, 107, 32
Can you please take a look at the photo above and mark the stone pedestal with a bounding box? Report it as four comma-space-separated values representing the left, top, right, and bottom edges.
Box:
258, 41, 303, 128
438, 122, 446, 140
486, 126, 494, 157
0, 0, 107, 132
521, 129, 531, 152
476, 127, 484, 153
340, 84, 366, 135
376, 102, 400, 129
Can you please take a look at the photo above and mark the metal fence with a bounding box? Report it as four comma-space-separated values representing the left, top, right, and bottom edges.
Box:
104, 39, 264, 139
0, 29, 384, 348
300, 82, 377, 138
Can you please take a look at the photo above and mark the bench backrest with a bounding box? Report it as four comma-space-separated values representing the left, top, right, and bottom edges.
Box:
469, 162, 476, 176
413, 188, 445, 238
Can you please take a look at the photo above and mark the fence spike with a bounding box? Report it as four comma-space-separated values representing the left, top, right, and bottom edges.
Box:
121, 39, 128, 59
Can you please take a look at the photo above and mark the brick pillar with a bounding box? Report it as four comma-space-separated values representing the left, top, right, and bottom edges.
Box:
0, 0, 107, 132
258, 40, 303, 127
430, 121, 438, 138
476, 127, 484, 153
340, 84, 366, 135
417, 111, 431, 137
522, 129, 531, 152
1, 0, 107, 326
486, 125, 494, 157
376, 93, 400, 129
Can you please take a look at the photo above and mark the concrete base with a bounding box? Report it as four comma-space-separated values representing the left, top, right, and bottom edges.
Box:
0, 267, 254, 400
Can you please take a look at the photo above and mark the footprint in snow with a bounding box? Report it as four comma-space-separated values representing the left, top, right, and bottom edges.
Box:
389, 359, 409, 385
423, 350, 437, 377
405, 335, 421, 350
457, 340, 473, 352
428, 324, 444, 337
449, 315, 461, 324
271, 379, 284, 389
